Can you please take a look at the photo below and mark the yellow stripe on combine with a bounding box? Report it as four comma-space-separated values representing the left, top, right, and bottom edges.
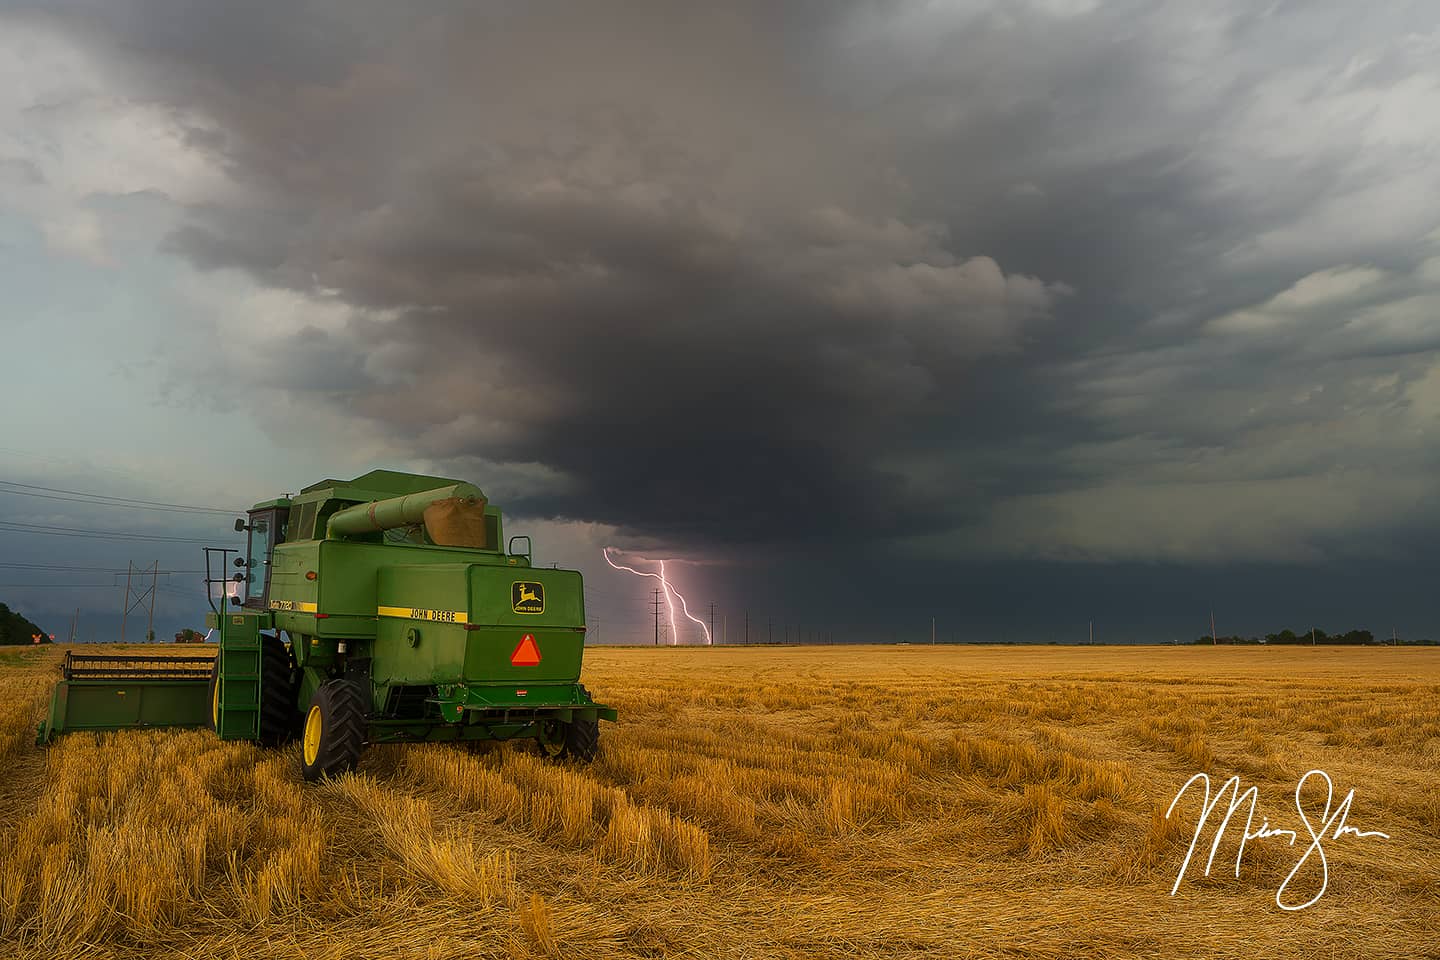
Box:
377, 605, 469, 625
270, 600, 319, 613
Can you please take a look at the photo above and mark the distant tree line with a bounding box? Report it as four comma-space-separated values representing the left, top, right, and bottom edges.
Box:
1196, 628, 1434, 645
0, 601, 49, 645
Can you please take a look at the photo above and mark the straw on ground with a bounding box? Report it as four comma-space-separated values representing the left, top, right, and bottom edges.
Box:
0, 642, 1436, 958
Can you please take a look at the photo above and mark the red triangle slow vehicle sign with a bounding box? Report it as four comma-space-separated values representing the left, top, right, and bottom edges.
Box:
510, 634, 542, 666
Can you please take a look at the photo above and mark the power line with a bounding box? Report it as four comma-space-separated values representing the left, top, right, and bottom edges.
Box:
578, 584, 654, 602
0, 562, 206, 573
0, 480, 241, 514
0, 449, 139, 481
0, 489, 239, 516
0, 520, 217, 543
0, 583, 120, 587
156, 584, 205, 599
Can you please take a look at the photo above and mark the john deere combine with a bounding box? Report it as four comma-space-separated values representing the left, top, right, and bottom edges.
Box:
38, 470, 615, 780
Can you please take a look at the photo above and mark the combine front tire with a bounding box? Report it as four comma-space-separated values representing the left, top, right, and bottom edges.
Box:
209, 635, 295, 745
300, 679, 367, 782
258, 635, 296, 747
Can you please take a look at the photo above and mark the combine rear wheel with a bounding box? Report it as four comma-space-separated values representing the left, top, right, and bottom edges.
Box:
563, 683, 602, 762
536, 716, 600, 763
300, 679, 367, 782
560, 717, 600, 762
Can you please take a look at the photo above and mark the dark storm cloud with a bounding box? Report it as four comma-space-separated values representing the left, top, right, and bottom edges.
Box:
12, 0, 1440, 568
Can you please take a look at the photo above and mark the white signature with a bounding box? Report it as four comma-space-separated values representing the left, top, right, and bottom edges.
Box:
1166, 770, 1390, 910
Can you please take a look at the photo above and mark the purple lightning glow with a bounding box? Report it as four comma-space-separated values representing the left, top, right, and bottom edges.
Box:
603, 547, 712, 645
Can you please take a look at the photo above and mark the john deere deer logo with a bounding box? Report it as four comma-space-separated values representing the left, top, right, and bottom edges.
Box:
512, 581, 544, 614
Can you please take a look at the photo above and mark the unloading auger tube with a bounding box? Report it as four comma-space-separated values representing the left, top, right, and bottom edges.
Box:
325, 482, 484, 537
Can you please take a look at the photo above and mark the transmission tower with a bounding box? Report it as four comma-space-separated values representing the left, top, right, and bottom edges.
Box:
120, 560, 158, 643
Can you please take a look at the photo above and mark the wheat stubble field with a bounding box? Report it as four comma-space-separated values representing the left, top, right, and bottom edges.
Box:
0, 643, 1437, 960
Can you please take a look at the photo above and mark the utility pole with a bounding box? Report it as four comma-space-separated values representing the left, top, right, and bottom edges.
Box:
931, 617, 936, 645
70, 607, 78, 644
768, 617, 772, 644
1311, 627, 1316, 646
709, 603, 716, 647
651, 589, 662, 646
120, 563, 133, 644
148, 562, 157, 641
1089, 620, 1093, 645
744, 610, 749, 645
1211, 609, 1218, 645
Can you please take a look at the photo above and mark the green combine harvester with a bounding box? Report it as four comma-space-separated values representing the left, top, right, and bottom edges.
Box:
38, 470, 616, 780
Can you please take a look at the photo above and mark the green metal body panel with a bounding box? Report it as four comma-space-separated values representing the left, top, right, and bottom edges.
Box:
38, 678, 211, 743
266, 539, 535, 639
204, 607, 269, 740
373, 564, 584, 684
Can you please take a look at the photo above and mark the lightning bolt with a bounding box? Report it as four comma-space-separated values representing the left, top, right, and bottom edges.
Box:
603, 547, 712, 645
660, 558, 713, 646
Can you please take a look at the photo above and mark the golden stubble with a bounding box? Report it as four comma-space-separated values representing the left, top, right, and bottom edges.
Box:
0, 642, 1436, 958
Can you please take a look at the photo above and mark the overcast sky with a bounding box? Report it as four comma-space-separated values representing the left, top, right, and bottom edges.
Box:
2, 1, 1438, 643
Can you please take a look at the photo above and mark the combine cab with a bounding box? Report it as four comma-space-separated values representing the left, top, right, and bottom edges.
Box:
38, 469, 616, 780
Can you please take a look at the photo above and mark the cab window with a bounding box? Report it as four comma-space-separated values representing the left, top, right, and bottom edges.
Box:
243, 508, 288, 605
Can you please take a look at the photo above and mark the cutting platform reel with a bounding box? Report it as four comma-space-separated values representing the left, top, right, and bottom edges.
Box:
62, 651, 214, 681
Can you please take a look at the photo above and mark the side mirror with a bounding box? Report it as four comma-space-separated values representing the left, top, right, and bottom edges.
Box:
235, 518, 248, 532
507, 535, 532, 561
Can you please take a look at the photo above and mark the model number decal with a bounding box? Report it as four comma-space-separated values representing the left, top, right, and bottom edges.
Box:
377, 605, 469, 624
270, 600, 318, 612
